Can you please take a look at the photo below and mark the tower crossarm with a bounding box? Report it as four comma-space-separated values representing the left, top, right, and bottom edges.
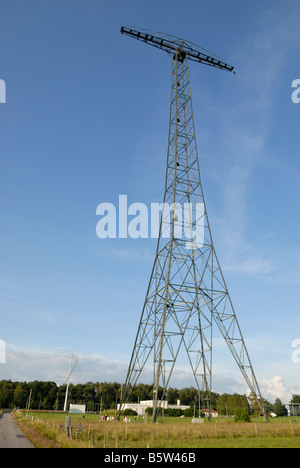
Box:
120, 26, 235, 72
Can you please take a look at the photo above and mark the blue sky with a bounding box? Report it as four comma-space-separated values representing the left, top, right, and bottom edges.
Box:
0, 0, 300, 402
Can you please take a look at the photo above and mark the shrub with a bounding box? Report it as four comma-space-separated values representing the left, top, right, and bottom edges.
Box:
234, 408, 251, 422
183, 408, 195, 417
122, 409, 137, 416
166, 408, 184, 417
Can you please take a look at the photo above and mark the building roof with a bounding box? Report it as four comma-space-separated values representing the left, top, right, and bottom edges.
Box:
200, 408, 218, 413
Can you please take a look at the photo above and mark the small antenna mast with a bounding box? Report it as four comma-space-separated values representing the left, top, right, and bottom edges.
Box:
63, 347, 78, 412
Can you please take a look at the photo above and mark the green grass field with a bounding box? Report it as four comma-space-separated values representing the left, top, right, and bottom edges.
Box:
14, 411, 300, 448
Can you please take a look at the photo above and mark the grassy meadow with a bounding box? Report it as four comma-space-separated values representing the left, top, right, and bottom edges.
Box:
13, 410, 300, 448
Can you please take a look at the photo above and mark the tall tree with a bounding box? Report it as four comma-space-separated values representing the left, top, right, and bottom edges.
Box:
273, 398, 288, 417
290, 395, 300, 404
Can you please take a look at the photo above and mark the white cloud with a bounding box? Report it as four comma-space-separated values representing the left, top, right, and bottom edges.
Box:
2, 346, 128, 385
0, 345, 250, 395
259, 376, 293, 404
222, 254, 275, 276
207, 3, 300, 280
31, 309, 55, 323
2, 345, 299, 406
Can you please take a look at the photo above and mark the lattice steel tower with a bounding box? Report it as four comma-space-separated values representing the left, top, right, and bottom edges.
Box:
119, 27, 267, 422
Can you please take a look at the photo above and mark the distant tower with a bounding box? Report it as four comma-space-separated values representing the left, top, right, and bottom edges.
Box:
63, 348, 77, 412
119, 27, 267, 422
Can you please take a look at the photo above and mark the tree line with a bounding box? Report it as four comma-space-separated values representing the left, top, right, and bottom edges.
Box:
0, 379, 298, 417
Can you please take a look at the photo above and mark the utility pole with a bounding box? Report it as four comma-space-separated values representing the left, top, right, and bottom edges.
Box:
26, 389, 32, 418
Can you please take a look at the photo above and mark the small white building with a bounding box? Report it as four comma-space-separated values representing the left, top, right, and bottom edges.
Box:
69, 404, 86, 414
200, 408, 218, 418
118, 399, 190, 416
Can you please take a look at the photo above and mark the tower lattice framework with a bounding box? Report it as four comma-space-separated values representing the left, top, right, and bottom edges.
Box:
119, 27, 267, 422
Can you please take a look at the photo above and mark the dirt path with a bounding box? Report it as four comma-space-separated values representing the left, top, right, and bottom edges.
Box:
0, 412, 35, 448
